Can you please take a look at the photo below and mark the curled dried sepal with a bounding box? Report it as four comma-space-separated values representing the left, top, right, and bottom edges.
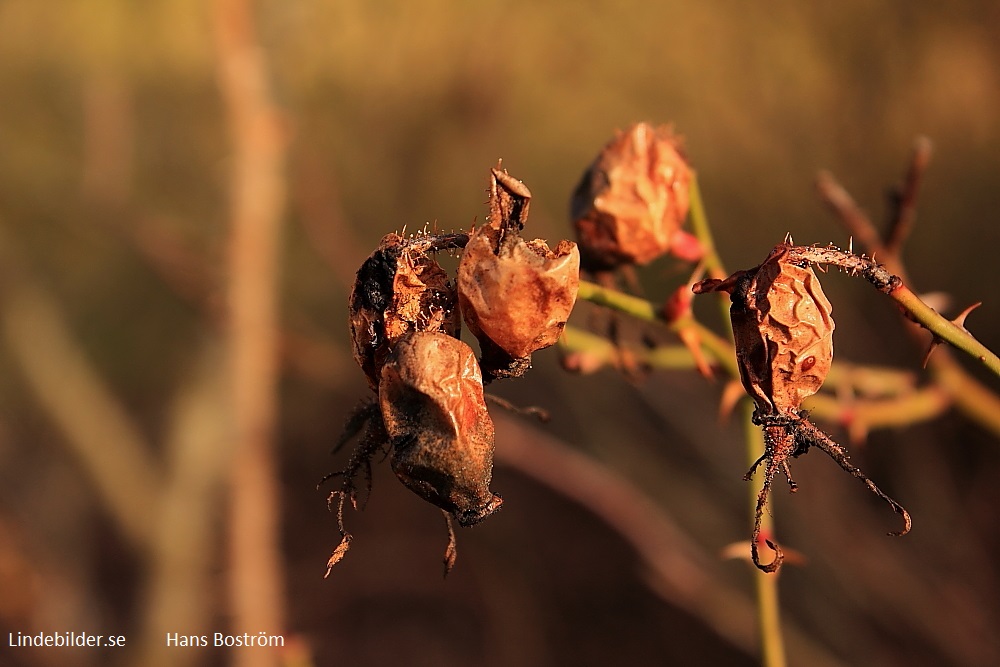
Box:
459, 168, 581, 380
571, 122, 700, 272
694, 243, 834, 416
794, 418, 912, 536
379, 331, 503, 527
324, 533, 352, 578
349, 233, 462, 390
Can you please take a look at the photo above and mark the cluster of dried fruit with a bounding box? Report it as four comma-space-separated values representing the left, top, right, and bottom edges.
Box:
324, 166, 580, 575
327, 122, 921, 581
694, 242, 911, 572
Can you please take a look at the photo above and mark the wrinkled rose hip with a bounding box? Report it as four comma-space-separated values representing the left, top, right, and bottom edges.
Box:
694, 242, 908, 573
696, 243, 835, 416
571, 122, 700, 272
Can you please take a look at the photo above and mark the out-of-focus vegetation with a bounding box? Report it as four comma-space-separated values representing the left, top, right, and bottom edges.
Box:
1, 1, 999, 666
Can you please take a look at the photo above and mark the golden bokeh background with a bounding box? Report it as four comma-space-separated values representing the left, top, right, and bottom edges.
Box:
1, 2, 999, 666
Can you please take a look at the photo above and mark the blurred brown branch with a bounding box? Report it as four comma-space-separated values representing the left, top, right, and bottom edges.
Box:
213, 1, 289, 665
492, 413, 845, 667
0, 235, 161, 552
136, 343, 231, 667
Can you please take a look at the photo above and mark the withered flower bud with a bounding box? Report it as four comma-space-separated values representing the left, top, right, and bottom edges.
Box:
694, 243, 834, 416
458, 168, 581, 380
571, 122, 700, 272
379, 331, 502, 527
350, 234, 461, 390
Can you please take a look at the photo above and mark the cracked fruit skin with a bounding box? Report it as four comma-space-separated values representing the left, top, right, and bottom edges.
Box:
458, 227, 580, 361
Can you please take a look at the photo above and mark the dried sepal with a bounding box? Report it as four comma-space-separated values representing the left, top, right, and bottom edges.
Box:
458, 168, 581, 381
442, 512, 458, 578
320, 399, 390, 572
571, 122, 700, 272
324, 533, 352, 578
349, 233, 461, 390
379, 331, 503, 527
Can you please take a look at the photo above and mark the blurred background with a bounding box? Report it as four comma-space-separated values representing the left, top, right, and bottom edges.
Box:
1, 1, 999, 665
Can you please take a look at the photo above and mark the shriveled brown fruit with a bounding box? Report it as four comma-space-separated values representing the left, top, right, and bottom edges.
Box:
379, 331, 503, 527
458, 168, 581, 381
571, 122, 699, 272
694, 242, 909, 573
349, 233, 461, 390
695, 243, 835, 417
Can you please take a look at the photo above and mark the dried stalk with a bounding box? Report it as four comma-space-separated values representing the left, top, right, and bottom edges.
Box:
213, 0, 288, 663
0, 251, 161, 552
492, 414, 841, 667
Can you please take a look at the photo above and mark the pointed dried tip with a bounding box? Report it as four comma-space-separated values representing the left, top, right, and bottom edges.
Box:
324, 533, 353, 578
691, 277, 728, 295
442, 512, 458, 578
491, 167, 533, 200
887, 502, 913, 537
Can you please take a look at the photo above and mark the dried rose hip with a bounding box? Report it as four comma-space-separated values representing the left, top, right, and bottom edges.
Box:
458, 168, 581, 381
694, 242, 910, 573
349, 233, 461, 390
571, 122, 701, 272
696, 243, 835, 417
379, 331, 503, 527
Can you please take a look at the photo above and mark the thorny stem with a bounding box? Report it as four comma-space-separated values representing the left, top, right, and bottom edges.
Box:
788, 245, 1000, 378
817, 163, 1000, 438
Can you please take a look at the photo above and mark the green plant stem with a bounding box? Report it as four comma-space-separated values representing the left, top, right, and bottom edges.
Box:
889, 284, 1000, 377
576, 274, 788, 665
576, 280, 739, 377
688, 173, 728, 281
791, 245, 1000, 380
743, 400, 787, 667
688, 173, 735, 330
560, 326, 701, 370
